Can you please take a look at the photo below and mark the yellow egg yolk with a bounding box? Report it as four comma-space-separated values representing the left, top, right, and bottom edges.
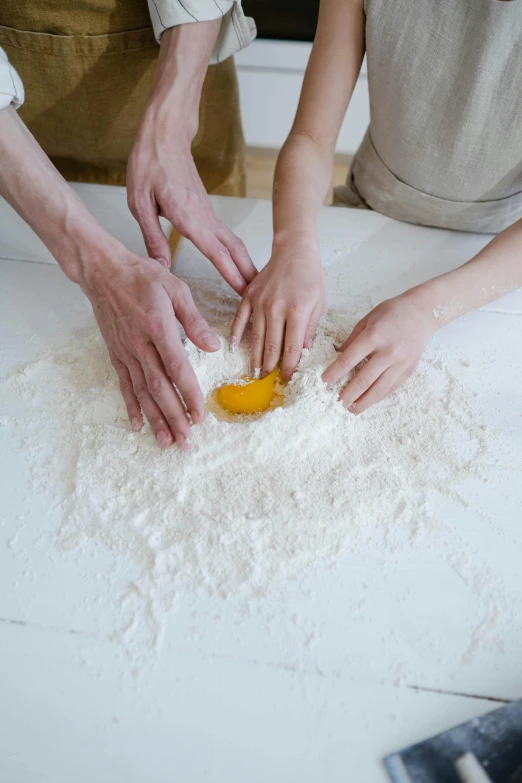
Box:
216, 368, 280, 415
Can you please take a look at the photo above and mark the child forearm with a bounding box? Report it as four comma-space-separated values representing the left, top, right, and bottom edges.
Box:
272, 132, 333, 246
410, 219, 522, 326
271, 0, 366, 249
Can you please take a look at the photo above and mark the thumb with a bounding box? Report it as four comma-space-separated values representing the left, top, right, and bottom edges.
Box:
172, 281, 221, 353
136, 200, 171, 268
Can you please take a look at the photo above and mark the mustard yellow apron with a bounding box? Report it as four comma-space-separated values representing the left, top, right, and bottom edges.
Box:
0, 0, 246, 195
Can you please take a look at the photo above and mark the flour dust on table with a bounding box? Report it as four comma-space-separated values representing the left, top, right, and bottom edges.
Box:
0, 279, 504, 660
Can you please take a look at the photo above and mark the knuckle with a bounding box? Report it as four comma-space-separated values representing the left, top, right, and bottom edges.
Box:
166, 414, 185, 432
264, 297, 279, 314
133, 382, 148, 402
149, 415, 166, 432
351, 373, 369, 394
287, 301, 303, 317
264, 341, 280, 357
387, 344, 402, 362
119, 377, 133, 395
148, 376, 163, 398
184, 311, 205, 332
147, 318, 165, 342
129, 340, 145, 361
337, 351, 352, 371
251, 331, 265, 346
126, 192, 137, 215
366, 323, 383, 343
284, 342, 301, 356
232, 310, 244, 327
146, 235, 164, 252
164, 357, 185, 380
175, 279, 190, 297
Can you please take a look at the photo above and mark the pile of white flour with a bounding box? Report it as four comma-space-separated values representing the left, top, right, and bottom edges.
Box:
1, 280, 495, 652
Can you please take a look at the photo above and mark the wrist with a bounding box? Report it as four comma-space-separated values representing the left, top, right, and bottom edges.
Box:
140, 93, 196, 147
272, 227, 320, 254
401, 279, 454, 332
49, 201, 126, 290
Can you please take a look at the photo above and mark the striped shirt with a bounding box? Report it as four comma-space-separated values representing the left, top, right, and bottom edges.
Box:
0, 0, 255, 111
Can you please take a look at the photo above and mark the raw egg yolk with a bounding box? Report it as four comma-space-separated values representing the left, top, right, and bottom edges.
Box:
217, 368, 280, 415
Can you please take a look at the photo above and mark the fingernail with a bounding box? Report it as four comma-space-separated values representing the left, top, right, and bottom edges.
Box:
325, 382, 332, 392
190, 408, 205, 425
305, 338, 313, 350
202, 331, 220, 350
131, 417, 142, 432
175, 433, 190, 450
230, 336, 238, 352
157, 431, 171, 448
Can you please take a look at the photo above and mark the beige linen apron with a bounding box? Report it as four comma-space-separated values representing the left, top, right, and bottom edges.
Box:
335, 0, 522, 233
0, 0, 246, 195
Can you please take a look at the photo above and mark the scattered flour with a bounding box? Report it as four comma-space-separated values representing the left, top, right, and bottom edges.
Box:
0, 279, 507, 660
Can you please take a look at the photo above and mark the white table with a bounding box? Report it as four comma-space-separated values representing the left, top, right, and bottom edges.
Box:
1, 187, 522, 783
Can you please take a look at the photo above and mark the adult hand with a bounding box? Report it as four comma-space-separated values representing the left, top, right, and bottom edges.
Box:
230, 236, 326, 380
127, 126, 257, 294
322, 293, 435, 414
84, 251, 221, 449
126, 21, 257, 291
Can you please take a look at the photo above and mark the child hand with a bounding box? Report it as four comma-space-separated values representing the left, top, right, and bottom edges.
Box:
230, 239, 326, 381
322, 294, 436, 413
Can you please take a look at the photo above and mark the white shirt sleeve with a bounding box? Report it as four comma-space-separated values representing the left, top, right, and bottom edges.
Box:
147, 0, 256, 63
0, 47, 24, 111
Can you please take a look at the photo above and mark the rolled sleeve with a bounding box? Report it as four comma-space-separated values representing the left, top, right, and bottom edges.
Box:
147, 0, 256, 62
0, 47, 24, 110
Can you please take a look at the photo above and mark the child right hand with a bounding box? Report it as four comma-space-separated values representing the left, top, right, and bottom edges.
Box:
230, 235, 326, 381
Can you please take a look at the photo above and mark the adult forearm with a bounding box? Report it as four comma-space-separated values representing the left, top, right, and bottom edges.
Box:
143, 20, 221, 143
409, 219, 522, 326
0, 106, 120, 286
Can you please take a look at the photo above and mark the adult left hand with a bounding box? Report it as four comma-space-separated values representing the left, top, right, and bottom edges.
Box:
322, 293, 436, 414
127, 129, 257, 294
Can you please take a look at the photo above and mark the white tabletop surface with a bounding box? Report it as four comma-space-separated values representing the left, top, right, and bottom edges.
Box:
1, 186, 521, 783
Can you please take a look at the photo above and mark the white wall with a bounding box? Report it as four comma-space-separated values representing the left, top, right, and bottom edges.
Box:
235, 40, 369, 154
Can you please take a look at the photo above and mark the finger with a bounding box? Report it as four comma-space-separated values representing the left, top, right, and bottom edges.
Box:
215, 222, 258, 284
133, 197, 171, 268
349, 366, 403, 415
140, 347, 192, 450
281, 311, 308, 381
361, 366, 416, 409
127, 360, 175, 449
262, 308, 285, 376
322, 330, 375, 389
170, 280, 221, 353
230, 297, 253, 349
155, 333, 206, 426
339, 355, 391, 410
109, 350, 143, 431
179, 221, 247, 294
250, 308, 266, 376
303, 301, 323, 350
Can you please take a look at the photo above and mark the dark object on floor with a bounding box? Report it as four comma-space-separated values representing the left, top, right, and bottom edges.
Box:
385, 699, 522, 783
